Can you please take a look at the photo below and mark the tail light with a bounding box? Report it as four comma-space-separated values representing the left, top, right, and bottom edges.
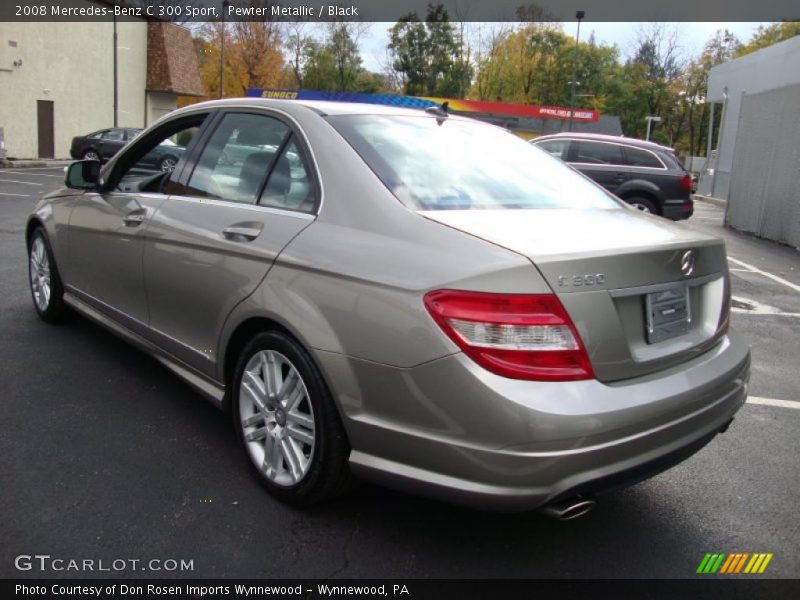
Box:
423, 290, 594, 381
679, 174, 693, 190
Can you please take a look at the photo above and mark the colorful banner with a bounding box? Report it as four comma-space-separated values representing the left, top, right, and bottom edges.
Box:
246, 89, 599, 122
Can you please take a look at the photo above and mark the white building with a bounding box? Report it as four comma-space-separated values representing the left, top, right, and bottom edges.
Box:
700, 35, 800, 201
700, 35, 800, 248
0, 4, 202, 159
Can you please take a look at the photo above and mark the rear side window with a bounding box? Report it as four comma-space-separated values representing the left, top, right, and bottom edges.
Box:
327, 115, 619, 211
574, 141, 624, 165
101, 129, 125, 141
536, 139, 570, 160
259, 137, 316, 213
185, 113, 289, 204
623, 146, 665, 168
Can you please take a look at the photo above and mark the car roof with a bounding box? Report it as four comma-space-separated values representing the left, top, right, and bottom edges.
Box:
173, 97, 466, 120
533, 132, 675, 153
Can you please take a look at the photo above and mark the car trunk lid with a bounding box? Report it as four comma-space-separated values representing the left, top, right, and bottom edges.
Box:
420, 207, 729, 382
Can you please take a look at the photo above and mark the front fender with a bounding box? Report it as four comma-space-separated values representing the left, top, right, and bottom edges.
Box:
26, 191, 81, 283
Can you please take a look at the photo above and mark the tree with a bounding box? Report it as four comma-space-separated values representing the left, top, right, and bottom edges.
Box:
471, 23, 620, 109
289, 23, 387, 93
229, 20, 284, 93
679, 30, 741, 156
284, 21, 315, 88
194, 3, 284, 100
388, 3, 471, 97
737, 22, 800, 56
325, 21, 367, 92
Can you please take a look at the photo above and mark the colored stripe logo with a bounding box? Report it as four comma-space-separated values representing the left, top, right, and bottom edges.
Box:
697, 552, 773, 574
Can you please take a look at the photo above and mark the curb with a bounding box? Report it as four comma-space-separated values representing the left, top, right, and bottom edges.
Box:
692, 194, 726, 208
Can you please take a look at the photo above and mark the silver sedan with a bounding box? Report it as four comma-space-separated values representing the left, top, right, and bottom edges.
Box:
26, 99, 750, 518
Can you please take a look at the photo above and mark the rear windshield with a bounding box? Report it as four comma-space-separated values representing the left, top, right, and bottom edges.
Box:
327, 115, 620, 211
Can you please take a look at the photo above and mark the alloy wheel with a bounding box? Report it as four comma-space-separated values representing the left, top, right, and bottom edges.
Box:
160, 157, 177, 172
238, 350, 316, 487
82, 151, 99, 161
29, 237, 51, 312
632, 202, 653, 213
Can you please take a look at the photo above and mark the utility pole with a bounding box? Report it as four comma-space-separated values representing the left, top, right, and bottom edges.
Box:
219, 0, 230, 98
113, 16, 118, 127
568, 10, 585, 132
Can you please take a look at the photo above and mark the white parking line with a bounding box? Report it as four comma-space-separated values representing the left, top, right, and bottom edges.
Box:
728, 256, 800, 294
0, 178, 42, 186
731, 295, 800, 317
2, 170, 64, 178
747, 396, 800, 410
0, 192, 31, 197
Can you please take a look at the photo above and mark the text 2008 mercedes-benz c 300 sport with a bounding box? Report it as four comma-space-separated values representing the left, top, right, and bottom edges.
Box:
27, 99, 750, 518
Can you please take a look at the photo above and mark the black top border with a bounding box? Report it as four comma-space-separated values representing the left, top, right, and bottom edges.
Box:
3, 0, 799, 22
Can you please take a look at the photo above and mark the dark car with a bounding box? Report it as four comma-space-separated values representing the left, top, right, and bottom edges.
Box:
70, 127, 185, 172
69, 128, 141, 162
531, 133, 694, 220
134, 138, 186, 172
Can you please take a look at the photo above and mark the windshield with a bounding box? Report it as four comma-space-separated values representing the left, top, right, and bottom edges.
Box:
327, 115, 621, 211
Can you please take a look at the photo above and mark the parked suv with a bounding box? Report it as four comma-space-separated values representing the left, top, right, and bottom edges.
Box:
532, 133, 694, 220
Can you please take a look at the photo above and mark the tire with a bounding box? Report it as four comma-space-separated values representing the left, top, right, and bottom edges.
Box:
81, 149, 100, 161
232, 330, 352, 506
28, 227, 69, 323
627, 196, 659, 215
159, 156, 177, 172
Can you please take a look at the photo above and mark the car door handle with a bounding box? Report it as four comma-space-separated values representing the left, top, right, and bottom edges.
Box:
222, 225, 262, 242
123, 210, 147, 227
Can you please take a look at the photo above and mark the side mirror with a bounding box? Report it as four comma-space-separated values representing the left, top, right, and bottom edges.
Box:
65, 160, 101, 190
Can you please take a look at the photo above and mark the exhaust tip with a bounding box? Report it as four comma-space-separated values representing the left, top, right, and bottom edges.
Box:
539, 496, 596, 521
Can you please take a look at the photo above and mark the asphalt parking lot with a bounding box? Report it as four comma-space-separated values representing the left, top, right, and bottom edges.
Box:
1, 168, 798, 579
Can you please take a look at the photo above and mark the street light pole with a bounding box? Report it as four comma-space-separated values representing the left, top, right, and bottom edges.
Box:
645, 115, 662, 141
219, 0, 230, 99
568, 10, 585, 132
113, 15, 118, 127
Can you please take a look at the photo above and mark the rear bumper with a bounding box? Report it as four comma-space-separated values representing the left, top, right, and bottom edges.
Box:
663, 199, 693, 220
318, 331, 750, 512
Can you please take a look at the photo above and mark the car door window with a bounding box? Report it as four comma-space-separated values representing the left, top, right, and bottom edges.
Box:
101, 129, 125, 141
622, 146, 664, 168
575, 141, 624, 165
112, 120, 205, 193
536, 139, 570, 160
259, 137, 316, 213
185, 113, 289, 204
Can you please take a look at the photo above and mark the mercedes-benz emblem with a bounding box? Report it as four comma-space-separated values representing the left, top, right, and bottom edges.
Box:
680, 250, 696, 277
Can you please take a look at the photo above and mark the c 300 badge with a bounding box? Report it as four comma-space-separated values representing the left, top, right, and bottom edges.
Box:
558, 274, 606, 287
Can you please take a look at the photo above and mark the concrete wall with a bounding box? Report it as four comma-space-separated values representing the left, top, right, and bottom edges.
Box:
0, 19, 148, 158
146, 91, 177, 127
707, 35, 800, 200
726, 84, 800, 249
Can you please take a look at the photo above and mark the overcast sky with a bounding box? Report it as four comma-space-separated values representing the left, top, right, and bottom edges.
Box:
358, 22, 768, 73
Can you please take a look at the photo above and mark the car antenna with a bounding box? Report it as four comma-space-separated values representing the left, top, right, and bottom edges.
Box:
424, 101, 449, 118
